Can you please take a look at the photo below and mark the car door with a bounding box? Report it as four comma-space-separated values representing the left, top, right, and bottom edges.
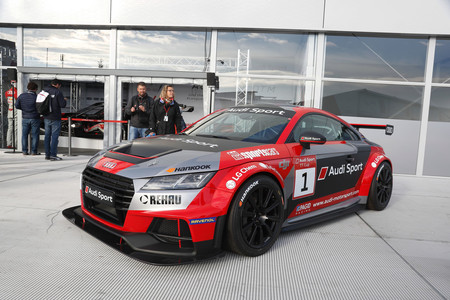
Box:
284, 113, 370, 219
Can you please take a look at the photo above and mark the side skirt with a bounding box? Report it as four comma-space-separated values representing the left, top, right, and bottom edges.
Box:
281, 202, 365, 232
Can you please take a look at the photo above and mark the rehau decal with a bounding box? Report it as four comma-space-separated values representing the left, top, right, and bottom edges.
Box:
139, 194, 182, 205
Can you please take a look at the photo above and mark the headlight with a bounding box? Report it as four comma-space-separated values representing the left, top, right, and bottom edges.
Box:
142, 172, 215, 190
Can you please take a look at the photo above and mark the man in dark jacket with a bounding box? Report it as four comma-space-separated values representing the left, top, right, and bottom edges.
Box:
124, 82, 153, 140
15, 81, 40, 155
43, 79, 66, 161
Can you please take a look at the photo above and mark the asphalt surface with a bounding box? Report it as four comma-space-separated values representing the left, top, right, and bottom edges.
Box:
0, 149, 449, 299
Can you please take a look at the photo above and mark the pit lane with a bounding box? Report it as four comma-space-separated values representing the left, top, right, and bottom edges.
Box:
0, 150, 448, 299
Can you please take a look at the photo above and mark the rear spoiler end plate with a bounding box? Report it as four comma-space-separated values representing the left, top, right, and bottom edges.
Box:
351, 124, 394, 135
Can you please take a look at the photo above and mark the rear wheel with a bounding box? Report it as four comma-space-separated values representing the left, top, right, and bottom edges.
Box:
226, 175, 284, 256
367, 161, 393, 211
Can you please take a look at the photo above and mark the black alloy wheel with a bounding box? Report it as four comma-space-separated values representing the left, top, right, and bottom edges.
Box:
367, 161, 393, 211
227, 175, 284, 256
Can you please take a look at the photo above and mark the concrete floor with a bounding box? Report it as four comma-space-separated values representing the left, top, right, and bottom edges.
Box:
0, 149, 449, 299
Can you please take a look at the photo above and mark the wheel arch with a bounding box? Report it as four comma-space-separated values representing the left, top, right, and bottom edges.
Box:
359, 154, 393, 197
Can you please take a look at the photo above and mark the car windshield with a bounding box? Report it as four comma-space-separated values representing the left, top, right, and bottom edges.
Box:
184, 107, 292, 143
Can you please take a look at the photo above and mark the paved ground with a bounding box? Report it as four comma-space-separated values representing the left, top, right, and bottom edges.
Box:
0, 149, 449, 299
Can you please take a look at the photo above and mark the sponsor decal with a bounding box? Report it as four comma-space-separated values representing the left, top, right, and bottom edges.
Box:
294, 156, 316, 168
317, 167, 328, 181
295, 202, 312, 214
159, 137, 218, 148
279, 159, 290, 170
312, 190, 359, 209
240, 180, 259, 204
318, 163, 364, 180
167, 164, 211, 173
102, 161, 117, 169
84, 185, 114, 205
371, 155, 384, 168
227, 107, 286, 115
139, 194, 182, 205
290, 188, 359, 217
226, 180, 236, 190
189, 217, 217, 225
232, 165, 257, 181
300, 136, 322, 142
227, 148, 280, 160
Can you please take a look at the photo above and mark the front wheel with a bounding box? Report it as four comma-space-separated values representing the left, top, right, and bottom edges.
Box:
367, 161, 393, 211
226, 175, 284, 256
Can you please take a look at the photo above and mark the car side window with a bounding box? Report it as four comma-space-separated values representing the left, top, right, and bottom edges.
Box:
287, 114, 360, 143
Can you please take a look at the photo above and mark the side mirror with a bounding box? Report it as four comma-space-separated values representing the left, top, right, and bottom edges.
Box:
299, 131, 326, 149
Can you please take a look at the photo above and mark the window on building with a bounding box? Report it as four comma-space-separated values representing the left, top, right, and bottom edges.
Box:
322, 82, 423, 120
433, 39, 450, 84
325, 35, 427, 82
117, 30, 211, 71
24, 29, 109, 68
215, 77, 314, 109
424, 87, 450, 176
216, 31, 314, 77
0, 27, 17, 67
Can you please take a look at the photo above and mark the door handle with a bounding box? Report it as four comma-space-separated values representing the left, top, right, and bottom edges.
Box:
346, 155, 354, 162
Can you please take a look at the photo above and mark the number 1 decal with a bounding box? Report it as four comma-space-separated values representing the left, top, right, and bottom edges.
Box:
294, 167, 315, 198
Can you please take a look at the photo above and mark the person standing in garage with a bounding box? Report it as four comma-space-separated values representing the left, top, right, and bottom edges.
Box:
15, 81, 40, 155
147, 85, 182, 136
43, 79, 66, 161
125, 82, 153, 140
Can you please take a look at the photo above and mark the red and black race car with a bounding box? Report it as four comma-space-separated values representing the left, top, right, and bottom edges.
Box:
63, 105, 393, 265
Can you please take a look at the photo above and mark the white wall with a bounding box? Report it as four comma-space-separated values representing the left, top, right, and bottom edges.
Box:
0, 0, 111, 25
1, 0, 449, 35
324, 0, 450, 35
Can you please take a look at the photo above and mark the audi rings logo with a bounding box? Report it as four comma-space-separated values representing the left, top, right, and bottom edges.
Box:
102, 161, 117, 169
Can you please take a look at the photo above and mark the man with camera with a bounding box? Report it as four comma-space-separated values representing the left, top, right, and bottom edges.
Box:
124, 82, 153, 140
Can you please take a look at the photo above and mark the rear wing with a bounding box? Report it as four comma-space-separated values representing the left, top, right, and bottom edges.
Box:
351, 124, 394, 135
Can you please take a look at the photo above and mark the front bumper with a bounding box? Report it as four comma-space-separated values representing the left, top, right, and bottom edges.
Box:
62, 206, 225, 265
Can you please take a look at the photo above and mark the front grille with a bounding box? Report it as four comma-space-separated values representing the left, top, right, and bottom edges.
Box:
148, 218, 193, 248
82, 167, 134, 226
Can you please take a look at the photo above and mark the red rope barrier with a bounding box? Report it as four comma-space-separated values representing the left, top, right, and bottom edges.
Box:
61, 118, 128, 123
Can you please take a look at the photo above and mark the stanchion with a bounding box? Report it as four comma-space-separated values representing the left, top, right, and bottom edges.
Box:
127, 120, 130, 140
68, 117, 72, 156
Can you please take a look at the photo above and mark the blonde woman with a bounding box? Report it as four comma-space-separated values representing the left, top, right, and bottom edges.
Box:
147, 85, 182, 135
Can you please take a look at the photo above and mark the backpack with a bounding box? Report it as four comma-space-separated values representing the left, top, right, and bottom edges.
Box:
36, 90, 52, 115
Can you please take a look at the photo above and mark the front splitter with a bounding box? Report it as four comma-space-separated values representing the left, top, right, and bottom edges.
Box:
62, 206, 225, 265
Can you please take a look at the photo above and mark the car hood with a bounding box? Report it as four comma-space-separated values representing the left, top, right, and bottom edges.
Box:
101, 135, 264, 179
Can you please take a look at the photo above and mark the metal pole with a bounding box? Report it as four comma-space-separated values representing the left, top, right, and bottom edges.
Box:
68, 117, 72, 156
127, 120, 130, 140
11, 81, 16, 153
0, 67, 3, 148
28, 134, 31, 154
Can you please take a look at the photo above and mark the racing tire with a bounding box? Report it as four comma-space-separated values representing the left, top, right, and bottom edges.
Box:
367, 161, 393, 211
226, 175, 284, 256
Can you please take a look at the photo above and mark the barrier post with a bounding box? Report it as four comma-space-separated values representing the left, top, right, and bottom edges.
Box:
68, 117, 72, 156
127, 120, 130, 140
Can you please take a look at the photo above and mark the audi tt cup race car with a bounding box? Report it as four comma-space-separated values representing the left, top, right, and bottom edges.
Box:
63, 104, 394, 265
